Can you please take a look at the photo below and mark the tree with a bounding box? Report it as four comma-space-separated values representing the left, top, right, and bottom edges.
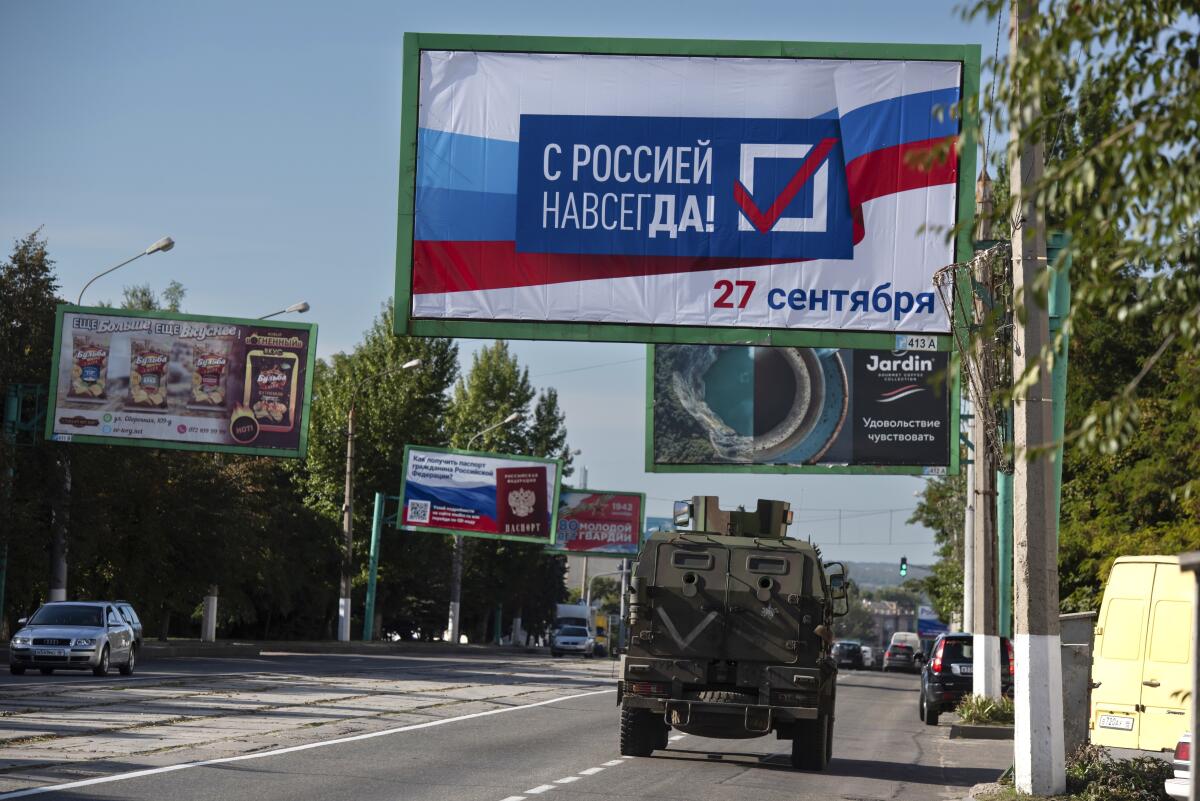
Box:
296, 301, 460, 639
446, 341, 571, 642
965, 0, 1200, 458
907, 468, 967, 625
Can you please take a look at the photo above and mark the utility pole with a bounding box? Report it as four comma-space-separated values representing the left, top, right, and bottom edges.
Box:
971, 256, 1001, 699
962, 416, 975, 634
1010, 0, 1066, 792
339, 405, 355, 642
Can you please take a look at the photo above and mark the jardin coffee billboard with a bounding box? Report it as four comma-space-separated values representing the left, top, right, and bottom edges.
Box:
46, 305, 316, 457
399, 445, 562, 544
649, 343, 953, 474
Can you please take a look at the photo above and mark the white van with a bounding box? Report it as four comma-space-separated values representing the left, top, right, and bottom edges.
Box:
1090, 555, 1193, 752
890, 631, 921, 651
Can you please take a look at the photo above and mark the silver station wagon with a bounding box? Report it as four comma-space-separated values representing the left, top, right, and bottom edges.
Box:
9, 602, 138, 677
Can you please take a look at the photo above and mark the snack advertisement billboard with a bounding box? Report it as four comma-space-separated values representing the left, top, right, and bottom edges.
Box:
399, 445, 562, 544
397, 33, 979, 347
551, 489, 645, 556
649, 343, 957, 475
46, 305, 317, 457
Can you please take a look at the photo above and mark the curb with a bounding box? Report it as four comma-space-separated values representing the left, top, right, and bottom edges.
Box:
140, 642, 261, 661
949, 722, 1015, 740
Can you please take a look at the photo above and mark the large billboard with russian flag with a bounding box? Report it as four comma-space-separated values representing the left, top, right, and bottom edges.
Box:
396, 34, 979, 346
399, 445, 563, 544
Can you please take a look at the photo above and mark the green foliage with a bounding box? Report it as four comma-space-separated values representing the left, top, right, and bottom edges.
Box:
955, 694, 1014, 725
965, 0, 1200, 458
446, 341, 571, 642
1065, 742, 1172, 801
907, 466, 966, 624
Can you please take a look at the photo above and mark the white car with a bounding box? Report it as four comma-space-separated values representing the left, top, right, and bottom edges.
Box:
1166, 731, 1190, 800
550, 625, 594, 658
861, 646, 877, 670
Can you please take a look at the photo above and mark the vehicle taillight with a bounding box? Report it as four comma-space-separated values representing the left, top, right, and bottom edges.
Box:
931, 640, 944, 674
1006, 640, 1014, 674
1176, 739, 1191, 763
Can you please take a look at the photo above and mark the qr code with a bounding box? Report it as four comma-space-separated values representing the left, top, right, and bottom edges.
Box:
407, 500, 431, 524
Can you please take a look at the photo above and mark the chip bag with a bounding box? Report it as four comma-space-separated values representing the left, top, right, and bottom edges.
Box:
127, 338, 170, 410
188, 341, 231, 410
67, 335, 110, 402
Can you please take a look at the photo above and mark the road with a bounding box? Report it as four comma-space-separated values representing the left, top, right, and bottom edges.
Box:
0, 652, 1008, 800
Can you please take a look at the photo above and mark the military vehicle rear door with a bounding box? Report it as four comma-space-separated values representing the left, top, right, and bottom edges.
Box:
647, 538, 730, 659
722, 548, 808, 664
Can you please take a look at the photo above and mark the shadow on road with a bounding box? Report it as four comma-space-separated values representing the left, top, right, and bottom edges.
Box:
656, 749, 1003, 787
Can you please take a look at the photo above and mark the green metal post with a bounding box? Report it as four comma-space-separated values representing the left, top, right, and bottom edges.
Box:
362, 492, 385, 642
997, 414, 1013, 640
1048, 237, 1071, 537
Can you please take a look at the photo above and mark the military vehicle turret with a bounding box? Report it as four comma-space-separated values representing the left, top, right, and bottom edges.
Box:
618, 496, 848, 770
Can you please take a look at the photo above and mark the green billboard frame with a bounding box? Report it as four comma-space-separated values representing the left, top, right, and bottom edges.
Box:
547, 486, 647, 557
45, 304, 318, 458
397, 444, 564, 545
643, 342, 961, 476
395, 31, 981, 348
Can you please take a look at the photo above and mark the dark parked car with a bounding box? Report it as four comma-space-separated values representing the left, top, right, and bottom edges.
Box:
832, 640, 864, 669
882, 643, 917, 673
919, 633, 1014, 725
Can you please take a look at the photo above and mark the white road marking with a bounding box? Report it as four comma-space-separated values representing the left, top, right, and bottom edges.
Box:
603, 759, 625, 766
578, 767, 604, 775
498, 796, 526, 801
524, 785, 556, 795
669, 734, 686, 741
554, 776, 580, 784
619, 756, 634, 760
0, 688, 614, 799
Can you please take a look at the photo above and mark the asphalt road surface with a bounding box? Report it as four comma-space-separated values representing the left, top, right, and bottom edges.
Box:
0, 653, 1008, 800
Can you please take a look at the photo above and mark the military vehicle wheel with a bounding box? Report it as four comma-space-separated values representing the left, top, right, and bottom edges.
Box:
791, 714, 831, 771
9, 665, 24, 676
620, 707, 662, 757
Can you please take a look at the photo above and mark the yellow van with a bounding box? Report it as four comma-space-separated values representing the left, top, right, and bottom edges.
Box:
1090, 555, 1193, 751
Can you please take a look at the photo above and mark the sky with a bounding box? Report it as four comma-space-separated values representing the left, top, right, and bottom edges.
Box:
0, 1, 1003, 565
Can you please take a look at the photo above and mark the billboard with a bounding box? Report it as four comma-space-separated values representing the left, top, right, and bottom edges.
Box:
399, 445, 563, 544
648, 343, 957, 475
551, 489, 645, 556
918, 605, 949, 639
46, 305, 317, 457
397, 33, 980, 347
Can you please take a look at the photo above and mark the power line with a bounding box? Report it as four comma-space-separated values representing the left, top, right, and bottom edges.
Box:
531, 356, 645, 379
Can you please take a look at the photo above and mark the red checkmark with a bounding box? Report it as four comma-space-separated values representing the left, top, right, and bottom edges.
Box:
733, 138, 838, 234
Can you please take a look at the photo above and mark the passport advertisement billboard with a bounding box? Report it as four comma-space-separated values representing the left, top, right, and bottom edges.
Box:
398, 34, 979, 345
399, 445, 563, 544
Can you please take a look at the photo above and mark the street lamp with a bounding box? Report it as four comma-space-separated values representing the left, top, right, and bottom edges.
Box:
338, 357, 422, 642
259, 301, 310, 320
76, 236, 175, 305
466, 412, 520, 450
447, 411, 522, 646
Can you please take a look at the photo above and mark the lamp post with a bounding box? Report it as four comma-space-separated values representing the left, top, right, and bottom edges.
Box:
53, 238, 175, 603
76, 236, 174, 305
259, 301, 310, 320
446, 411, 521, 645
338, 358, 422, 642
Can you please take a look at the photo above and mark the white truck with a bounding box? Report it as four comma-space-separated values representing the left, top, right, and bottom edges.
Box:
554, 603, 591, 632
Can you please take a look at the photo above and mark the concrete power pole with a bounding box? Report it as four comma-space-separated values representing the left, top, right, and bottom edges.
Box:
1009, 0, 1066, 792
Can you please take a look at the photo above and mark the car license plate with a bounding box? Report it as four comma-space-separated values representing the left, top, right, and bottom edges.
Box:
33, 648, 66, 657
953, 664, 973, 676
1098, 714, 1134, 731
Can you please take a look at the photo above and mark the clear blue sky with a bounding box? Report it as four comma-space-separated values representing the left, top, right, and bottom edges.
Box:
0, 0, 1001, 564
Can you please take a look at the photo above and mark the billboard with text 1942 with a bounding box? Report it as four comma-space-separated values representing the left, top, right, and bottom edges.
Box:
397, 33, 979, 347
551, 489, 645, 557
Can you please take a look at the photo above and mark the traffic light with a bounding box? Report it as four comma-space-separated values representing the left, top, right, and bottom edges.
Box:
900, 556, 908, 577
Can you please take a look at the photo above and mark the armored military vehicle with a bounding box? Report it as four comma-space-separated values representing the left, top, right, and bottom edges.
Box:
618, 497, 847, 770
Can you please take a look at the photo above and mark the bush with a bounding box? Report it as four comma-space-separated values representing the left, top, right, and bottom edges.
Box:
1066, 742, 1172, 801
956, 694, 1015, 724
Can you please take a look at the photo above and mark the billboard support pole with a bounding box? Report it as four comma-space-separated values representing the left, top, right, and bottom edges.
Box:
339, 406, 355, 643
362, 492, 385, 642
